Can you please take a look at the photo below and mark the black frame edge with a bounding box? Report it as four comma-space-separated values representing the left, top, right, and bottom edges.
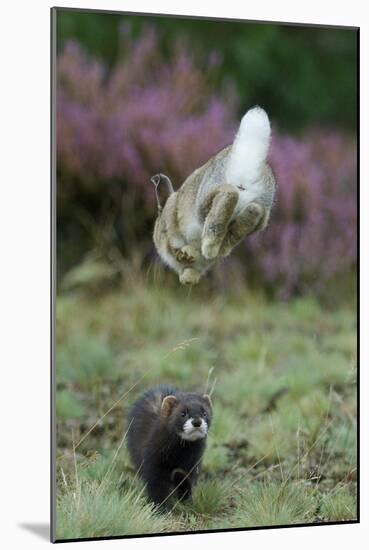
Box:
50, 5, 57, 544
51, 5, 359, 31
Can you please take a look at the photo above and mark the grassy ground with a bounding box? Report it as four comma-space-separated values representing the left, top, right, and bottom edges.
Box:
55, 280, 357, 540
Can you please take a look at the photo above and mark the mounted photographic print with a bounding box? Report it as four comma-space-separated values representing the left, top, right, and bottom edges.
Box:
51, 7, 359, 543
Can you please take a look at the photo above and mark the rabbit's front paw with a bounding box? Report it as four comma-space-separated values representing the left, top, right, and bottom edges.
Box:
175, 245, 199, 265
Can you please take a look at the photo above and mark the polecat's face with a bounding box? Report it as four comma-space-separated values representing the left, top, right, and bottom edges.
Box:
161, 393, 212, 442
177, 401, 210, 441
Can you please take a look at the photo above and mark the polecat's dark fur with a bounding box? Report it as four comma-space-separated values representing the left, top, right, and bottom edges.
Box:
127, 385, 213, 509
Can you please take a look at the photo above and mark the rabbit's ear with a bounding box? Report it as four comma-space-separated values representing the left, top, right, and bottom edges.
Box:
150, 173, 174, 213
150, 174, 161, 186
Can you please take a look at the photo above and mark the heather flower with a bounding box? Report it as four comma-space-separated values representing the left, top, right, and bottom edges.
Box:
57, 30, 235, 204
245, 131, 357, 298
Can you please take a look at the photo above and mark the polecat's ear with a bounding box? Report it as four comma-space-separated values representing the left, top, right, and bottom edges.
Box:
202, 394, 213, 409
161, 395, 177, 417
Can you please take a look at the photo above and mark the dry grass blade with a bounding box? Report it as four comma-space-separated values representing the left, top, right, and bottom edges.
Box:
157, 458, 203, 511
74, 376, 146, 450
71, 429, 81, 508
60, 467, 68, 488
204, 366, 215, 395
98, 418, 134, 493
164, 338, 200, 358
230, 454, 271, 488
269, 415, 284, 481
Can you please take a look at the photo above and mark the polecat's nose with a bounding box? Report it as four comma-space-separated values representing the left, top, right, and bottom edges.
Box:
192, 418, 201, 428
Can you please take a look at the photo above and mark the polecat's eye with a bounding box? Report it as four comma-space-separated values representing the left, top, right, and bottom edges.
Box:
181, 411, 187, 417
203, 411, 207, 418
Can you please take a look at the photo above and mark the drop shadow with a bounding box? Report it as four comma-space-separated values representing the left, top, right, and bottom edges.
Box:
18, 523, 50, 541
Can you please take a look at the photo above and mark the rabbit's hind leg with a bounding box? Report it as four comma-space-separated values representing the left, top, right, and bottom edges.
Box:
219, 202, 265, 257
200, 184, 238, 260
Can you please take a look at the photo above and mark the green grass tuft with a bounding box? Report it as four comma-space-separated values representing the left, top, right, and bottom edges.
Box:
56, 480, 170, 540
231, 482, 316, 527
190, 479, 233, 516
320, 486, 357, 521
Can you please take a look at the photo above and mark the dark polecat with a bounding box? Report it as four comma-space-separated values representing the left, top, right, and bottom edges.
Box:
127, 385, 213, 509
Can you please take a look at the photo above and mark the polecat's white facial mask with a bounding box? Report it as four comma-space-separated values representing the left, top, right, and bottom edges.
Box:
180, 418, 208, 441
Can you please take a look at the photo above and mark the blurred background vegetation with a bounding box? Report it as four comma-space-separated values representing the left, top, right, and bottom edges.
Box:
57, 10, 357, 131
56, 9, 357, 303
55, 9, 357, 539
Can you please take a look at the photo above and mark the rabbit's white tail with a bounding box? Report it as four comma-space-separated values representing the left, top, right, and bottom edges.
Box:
226, 106, 271, 187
